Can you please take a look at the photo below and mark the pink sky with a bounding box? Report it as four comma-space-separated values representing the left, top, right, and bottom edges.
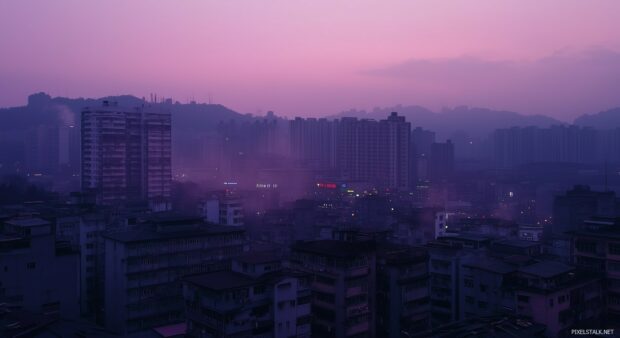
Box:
1, 1, 619, 120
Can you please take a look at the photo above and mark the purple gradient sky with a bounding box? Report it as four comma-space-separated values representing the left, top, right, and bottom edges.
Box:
1, 1, 619, 120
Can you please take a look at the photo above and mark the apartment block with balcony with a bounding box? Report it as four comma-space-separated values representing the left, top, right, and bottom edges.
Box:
0, 217, 79, 319
513, 261, 603, 337
290, 240, 376, 338
103, 215, 248, 334
459, 255, 517, 319
376, 244, 430, 338
183, 252, 311, 338
570, 218, 620, 326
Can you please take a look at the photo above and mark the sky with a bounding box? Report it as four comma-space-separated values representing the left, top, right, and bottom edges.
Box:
1, 1, 619, 120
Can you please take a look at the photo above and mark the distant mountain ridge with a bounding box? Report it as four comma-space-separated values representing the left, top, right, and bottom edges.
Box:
574, 107, 620, 129
0, 92, 256, 132
4, 92, 620, 138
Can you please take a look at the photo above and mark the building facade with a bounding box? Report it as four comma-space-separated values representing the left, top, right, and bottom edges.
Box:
81, 101, 171, 209
103, 216, 248, 334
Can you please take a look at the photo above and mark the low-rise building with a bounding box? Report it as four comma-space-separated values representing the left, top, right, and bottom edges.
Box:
0, 217, 79, 319
103, 215, 248, 334
514, 261, 603, 337
183, 253, 311, 338
376, 245, 429, 338
570, 219, 620, 326
290, 240, 376, 338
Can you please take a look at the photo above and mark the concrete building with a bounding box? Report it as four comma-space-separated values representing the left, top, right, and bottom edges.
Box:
376, 245, 430, 338
429, 140, 455, 183
459, 256, 516, 319
335, 113, 411, 190
81, 101, 171, 209
570, 219, 620, 325
199, 192, 244, 226
425, 240, 479, 327
103, 216, 248, 334
552, 185, 617, 236
0, 217, 79, 319
289, 117, 336, 170
514, 261, 603, 337
410, 127, 435, 183
290, 240, 376, 338
183, 252, 312, 338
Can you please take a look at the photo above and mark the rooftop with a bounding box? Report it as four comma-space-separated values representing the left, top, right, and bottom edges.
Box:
462, 256, 516, 274
412, 315, 546, 338
518, 261, 573, 278
236, 251, 281, 264
103, 225, 244, 243
5, 217, 50, 228
569, 225, 620, 240
439, 232, 492, 242
492, 239, 540, 248
292, 240, 375, 258
184, 270, 256, 291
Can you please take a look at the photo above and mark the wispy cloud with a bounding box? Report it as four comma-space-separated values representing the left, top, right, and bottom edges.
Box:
364, 48, 620, 119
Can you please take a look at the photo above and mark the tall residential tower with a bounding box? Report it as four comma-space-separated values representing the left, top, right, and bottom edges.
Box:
81, 101, 171, 209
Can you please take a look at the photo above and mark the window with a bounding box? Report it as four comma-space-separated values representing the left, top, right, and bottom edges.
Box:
575, 240, 596, 254
254, 285, 266, 295
558, 295, 566, 304
27, 262, 36, 270
610, 243, 620, 255
549, 298, 554, 307
518, 295, 529, 303
478, 301, 487, 309
464, 279, 474, 288
479, 284, 487, 292
465, 296, 474, 304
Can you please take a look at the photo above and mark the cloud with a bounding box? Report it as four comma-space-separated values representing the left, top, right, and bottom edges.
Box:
364, 48, 620, 119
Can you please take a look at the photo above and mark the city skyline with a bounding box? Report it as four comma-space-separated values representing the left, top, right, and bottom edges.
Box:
2, 2, 620, 337
2, 1, 620, 119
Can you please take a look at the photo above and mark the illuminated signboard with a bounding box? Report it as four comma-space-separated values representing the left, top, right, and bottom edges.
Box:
316, 182, 337, 189
256, 183, 278, 189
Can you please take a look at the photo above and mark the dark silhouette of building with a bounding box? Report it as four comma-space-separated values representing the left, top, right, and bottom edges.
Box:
430, 140, 455, 182
552, 185, 617, 236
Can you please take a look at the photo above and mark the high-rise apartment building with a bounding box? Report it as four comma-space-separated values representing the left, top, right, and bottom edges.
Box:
429, 140, 455, 182
335, 113, 411, 189
290, 112, 410, 190
289, 117, 336, 170
103, 215, 248, 334
81, 101, 171, 209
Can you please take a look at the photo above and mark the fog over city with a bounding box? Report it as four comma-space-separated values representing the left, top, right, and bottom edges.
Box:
1, 1, 620, 338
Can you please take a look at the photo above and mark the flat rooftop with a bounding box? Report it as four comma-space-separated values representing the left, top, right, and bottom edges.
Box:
104, 225, 244, 243
185, 270, 256, 291
5, 217, 50, 227
462, 256, 516, 274
292, 240, 375, 258
519, 261, 573, 278
493, 239, 540, 248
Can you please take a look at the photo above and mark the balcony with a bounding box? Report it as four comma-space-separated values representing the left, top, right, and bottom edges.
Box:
346, 286, 365, 297
313, 281, 336, 293
346, 266, 369, 278
403, 288, 428, 302
346, 321, 369, 336
346, 303, 369, 317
